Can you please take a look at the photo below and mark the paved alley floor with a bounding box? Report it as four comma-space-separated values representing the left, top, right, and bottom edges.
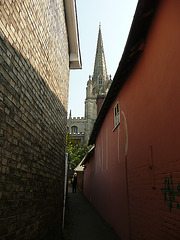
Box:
63, 186, 120, 240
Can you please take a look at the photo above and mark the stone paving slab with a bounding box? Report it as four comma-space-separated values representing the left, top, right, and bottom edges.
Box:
63, 186, 120, 240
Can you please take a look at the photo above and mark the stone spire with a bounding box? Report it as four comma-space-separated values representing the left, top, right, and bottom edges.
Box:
92, 23, 109, 94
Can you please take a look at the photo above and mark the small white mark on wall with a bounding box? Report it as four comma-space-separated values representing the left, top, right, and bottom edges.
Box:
98, 146, 101, 172
118, 125, 120, 163
106, 127, 108, 170
101, 133, 104, 172
95, 146, 101, 173
121, 111, 128, 156
95, 146, 98, 174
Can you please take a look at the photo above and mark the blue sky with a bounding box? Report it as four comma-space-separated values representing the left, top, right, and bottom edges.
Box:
68, 0, 139, 117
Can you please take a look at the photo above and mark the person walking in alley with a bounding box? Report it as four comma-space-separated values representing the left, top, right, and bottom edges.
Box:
71, 172, 77, 193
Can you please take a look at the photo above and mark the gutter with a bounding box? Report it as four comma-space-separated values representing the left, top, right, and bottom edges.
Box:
64, 0, 82, 69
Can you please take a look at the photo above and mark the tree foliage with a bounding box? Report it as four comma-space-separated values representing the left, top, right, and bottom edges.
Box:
66, 132, 91, 170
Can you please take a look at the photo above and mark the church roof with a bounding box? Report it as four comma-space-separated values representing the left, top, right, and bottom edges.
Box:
92, 24, 108, 84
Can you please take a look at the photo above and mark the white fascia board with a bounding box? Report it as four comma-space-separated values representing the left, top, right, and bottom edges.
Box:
64, 0, 82, 69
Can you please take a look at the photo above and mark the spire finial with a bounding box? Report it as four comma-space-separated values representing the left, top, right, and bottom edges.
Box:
92, 23, 108, 94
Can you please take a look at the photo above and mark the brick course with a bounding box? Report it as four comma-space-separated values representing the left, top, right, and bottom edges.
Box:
0, 0, 70, 239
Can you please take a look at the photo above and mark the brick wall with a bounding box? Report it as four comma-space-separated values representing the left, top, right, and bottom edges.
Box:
0, 0, 69, 239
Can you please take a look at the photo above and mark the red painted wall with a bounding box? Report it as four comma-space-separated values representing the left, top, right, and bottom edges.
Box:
83, 1, 180, 239
77, 171, 84, 191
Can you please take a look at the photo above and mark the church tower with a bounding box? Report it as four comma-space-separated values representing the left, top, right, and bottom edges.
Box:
67, 24, 112, 145
84, 24, 112, 142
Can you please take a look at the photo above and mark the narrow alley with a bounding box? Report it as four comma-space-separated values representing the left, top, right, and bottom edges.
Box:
63, 185, 120, 240
1, 0, 180, 239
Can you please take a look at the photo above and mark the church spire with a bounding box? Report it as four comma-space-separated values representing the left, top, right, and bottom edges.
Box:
92, 24, 108, 93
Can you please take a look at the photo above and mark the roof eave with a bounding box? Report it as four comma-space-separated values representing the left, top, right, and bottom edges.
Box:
81, 145, 95, 165
64, 0, 82, 69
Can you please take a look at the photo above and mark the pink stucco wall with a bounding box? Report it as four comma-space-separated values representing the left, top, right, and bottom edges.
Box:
83, 1, 180, 239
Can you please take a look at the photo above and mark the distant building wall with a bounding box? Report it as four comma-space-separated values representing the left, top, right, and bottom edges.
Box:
68, 117, 86, 134
67, 117, 86, 145
0, 0, 69, 239
83, 1, 180, 240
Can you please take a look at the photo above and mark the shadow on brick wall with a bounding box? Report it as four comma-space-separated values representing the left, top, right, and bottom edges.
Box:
0, 35, 67, 240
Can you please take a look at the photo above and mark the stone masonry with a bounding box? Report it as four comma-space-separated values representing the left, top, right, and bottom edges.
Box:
67, 25, 112, 145
0, 0, 71, 239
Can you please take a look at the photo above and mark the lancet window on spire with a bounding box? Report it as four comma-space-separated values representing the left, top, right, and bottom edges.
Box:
99, 75, 102, 85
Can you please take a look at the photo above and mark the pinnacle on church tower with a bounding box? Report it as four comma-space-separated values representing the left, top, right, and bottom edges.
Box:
92, 23, 109, 94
